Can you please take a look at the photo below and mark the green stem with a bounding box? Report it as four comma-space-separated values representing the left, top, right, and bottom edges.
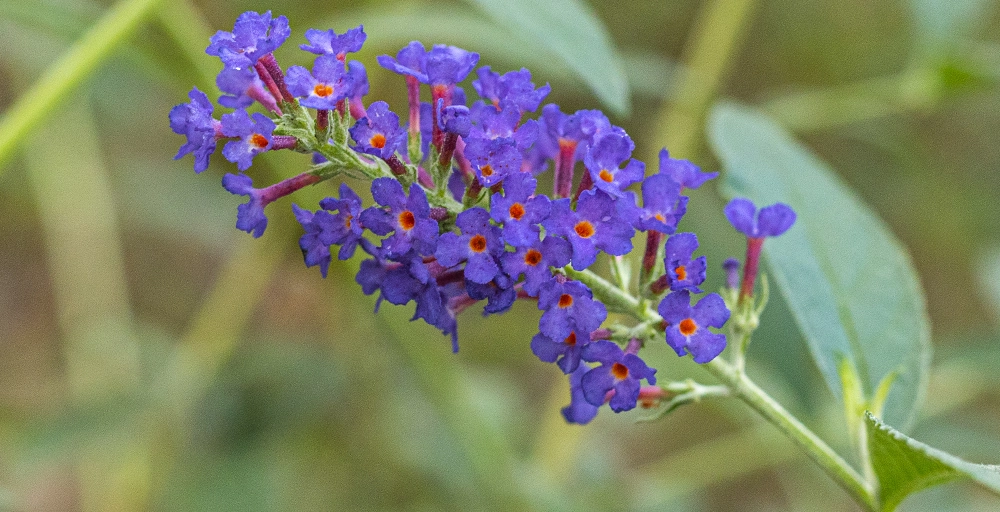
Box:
645, 0, 759, 162
0, 0, 166, 172
578, 258, 877, 510
701, 358, 877, 510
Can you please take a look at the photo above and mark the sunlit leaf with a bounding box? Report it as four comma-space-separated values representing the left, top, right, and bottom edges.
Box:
708, 102, 931, 428
866, 412, 1000, 511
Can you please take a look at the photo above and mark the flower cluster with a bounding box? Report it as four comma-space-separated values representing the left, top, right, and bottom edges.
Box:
169, 11, 795, 424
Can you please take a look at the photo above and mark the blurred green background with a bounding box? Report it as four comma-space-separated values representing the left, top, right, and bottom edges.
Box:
1, 0, 999, 510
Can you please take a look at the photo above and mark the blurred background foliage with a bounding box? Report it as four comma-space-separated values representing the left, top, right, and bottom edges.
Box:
0, 0, 999, 510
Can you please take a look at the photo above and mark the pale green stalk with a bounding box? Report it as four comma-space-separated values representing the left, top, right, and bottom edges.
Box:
0, 0, 165, 171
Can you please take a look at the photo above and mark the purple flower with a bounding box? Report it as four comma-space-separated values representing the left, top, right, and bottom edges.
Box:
634, 174, 687, 233
349, 101, 405, 160
489, 173, 550, 246
220, 109, 275, 171
502, 236, 571, 297
658, 290, 730, 364
543, 190, 635, 270
356, 251, 428, 309
536, 105, 610, 160
724, 198, 797, 238
461, 104, 535, 182
292, 205, 335, 277
659, 149, 717, 190
215, 66, 257, 109
286, 54, 349, 110
537, 279, 607, 344
723, 258, 741, 289
438, 102, 471, 137
292, 183, 365, 277
580, 341, 657, 412
469, 102, 537, 147
464, 137, 521, 187
562, 364, 600, 424
435, 208, 503, 284
169, 87, 220, 173
423, 45, 479, 86
360, 178, 439, 257
345, 61, 370, 118
222, 173, 268, 237
466, 274, 516, 315
300, 25, 366, 59
473, 66, 550, 114
663, 233, 707, 293
531, 327, 591, 374
584, 130, 645, 197
377, 41, 428, 82
206, 11, 290, 70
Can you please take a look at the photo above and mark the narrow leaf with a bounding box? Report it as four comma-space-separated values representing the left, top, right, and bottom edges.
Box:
461, 0, 631, 115
866, 412, 1000, 511
708, 102, 931, 428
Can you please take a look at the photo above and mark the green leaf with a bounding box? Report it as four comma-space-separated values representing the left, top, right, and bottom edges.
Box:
707, 103, 931, 429
460, 0, 630, 115
866, 412, 1000, 511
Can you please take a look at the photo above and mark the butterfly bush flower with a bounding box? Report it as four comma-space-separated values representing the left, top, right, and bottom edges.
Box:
349, 101, 406, 160
216, 66, 279, 113
473, 66, 551, 114
435, 208, 504, 284
502, 236, 571, 297
286, 54, 349, 109
170, 13, 743, 423
659, 290, 730, 363
633, 174, 687, 233
361, 178, 439, 257
544, 189, 635, 270
584, 129, 645, 198
489, 173, 551, 247
580, 340, 657, 412
206, 10, 290, 70
662, 233, 707, 293
223, 171, 322, 238
658, 149, 718, 190
562, 364, 600, 424
538, 279, 608, 344
220, 109, 276, 171
725, 198, 797, 300
169, 87, 221, 173
301, 25, 366, 59
293, 183, 364, 277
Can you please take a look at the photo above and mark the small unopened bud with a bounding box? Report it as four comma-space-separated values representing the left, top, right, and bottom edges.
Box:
723, 258, 740, 289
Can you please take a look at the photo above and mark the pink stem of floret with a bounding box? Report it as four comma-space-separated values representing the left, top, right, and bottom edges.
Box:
739, 237, 765, 304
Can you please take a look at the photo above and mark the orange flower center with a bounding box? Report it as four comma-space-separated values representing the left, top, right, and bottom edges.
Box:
313, 83, 334, 97
481, 165, 494, 177
675, 265, 688, 281
557, 293, 574, 308
508, 202, 525, 220
654, 213, 666, 222
611, 362, 629, 380
679, 318, 697, 336
370, 133, 386, 149
344, 214, 353, 228
574, 221, 595, 238
468, 234, 487, 253
398, 210, 416, 231
599, 169, 614, 182
250, 133, 269, 149
524, 249, 542, 266
563, 332, 577, 346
